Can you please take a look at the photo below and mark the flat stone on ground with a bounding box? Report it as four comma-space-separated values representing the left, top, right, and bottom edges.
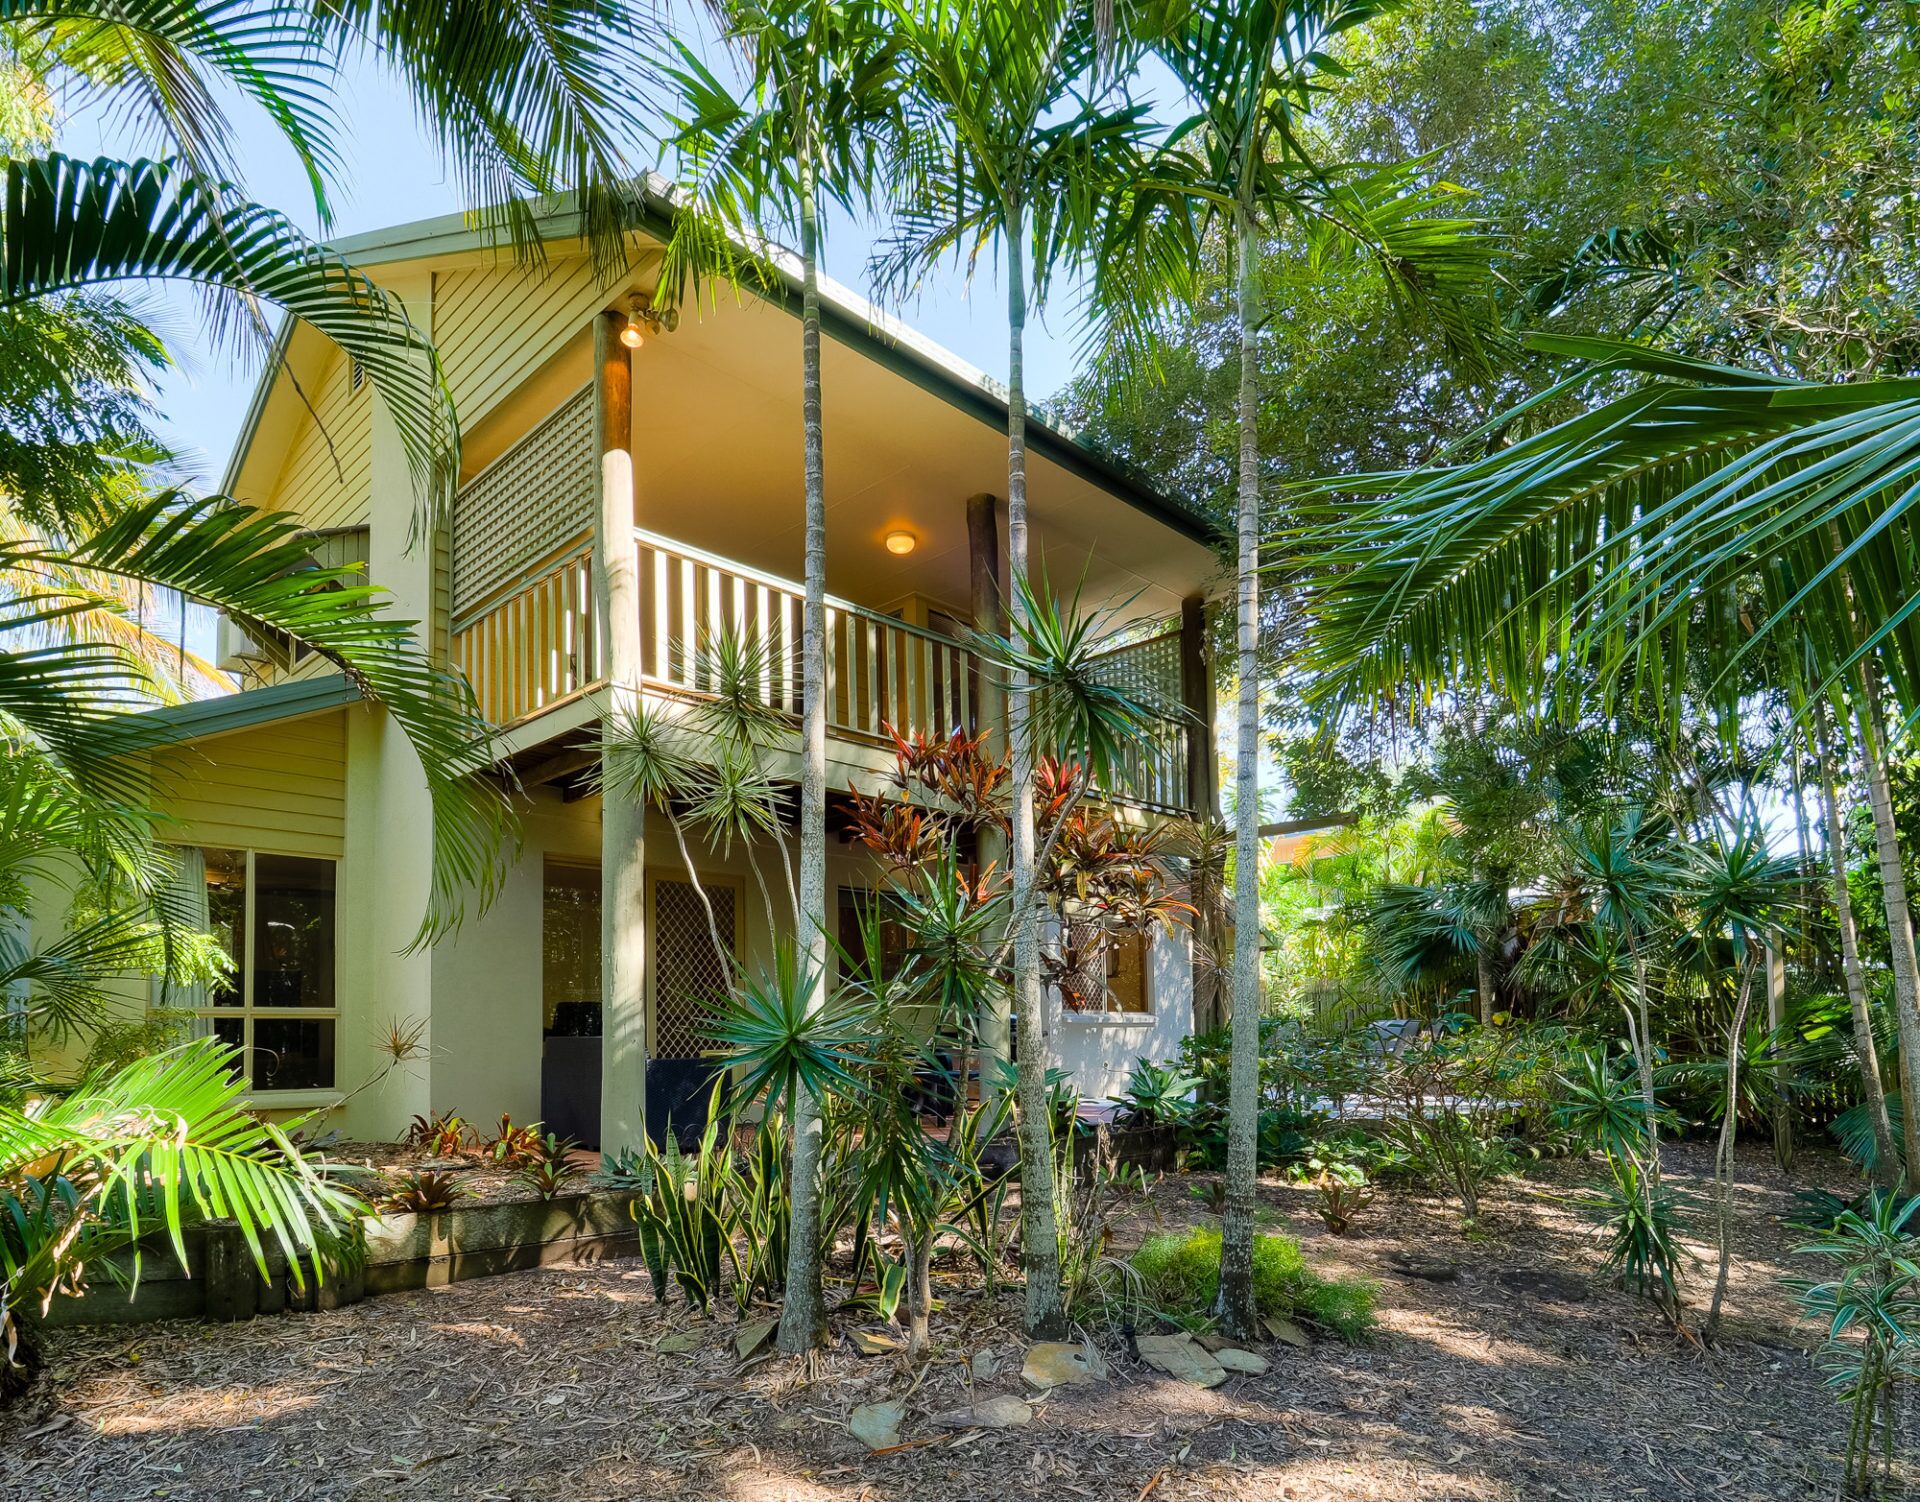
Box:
656, 1332, 701, 1354
1135, 1332, 1229, 1388
1022, 1340, 1105, 1389
1264, 1316, 1311, 1348
970, 1348, 1000, 1381
1214, 1347, 1269, 1375
934, 1394, 1033, 1429
849, 1398, 905, 1451
734, 1316, 777, 1360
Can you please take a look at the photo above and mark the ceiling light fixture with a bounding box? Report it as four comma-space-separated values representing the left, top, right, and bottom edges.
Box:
885, 529, 917, 556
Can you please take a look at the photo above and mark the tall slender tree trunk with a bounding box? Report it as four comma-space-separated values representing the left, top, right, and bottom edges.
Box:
1003, 202, 1065, 1338
1217, 210, 1262, 1341
1705, 958, 1754, 1343
1626, 948, 1660, 1168
778, 165, 829, 1354
1475, 947, 1496, 1026
1814, 706, 1900, 1189
1855, 673, 1920, 1185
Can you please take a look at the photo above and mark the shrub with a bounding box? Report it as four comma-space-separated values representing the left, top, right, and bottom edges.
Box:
1130, 1226, 1375, 1340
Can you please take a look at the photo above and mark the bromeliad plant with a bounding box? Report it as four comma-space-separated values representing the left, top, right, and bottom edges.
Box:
404, 1112, 472, 1158
510, 1134, 586, 1202
1111, 1058, 1203, 1131
383, 1169, 467, 1214
1, 1040, 360, 1400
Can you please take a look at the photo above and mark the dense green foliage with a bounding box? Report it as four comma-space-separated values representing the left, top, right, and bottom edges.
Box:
1130, 1226, 1376, 1340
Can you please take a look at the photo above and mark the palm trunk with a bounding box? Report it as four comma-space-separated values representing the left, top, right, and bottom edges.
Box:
905, 1218, 935, 1359
1855, 672, 1920, 1185
1003, 201, 1065, 1339
1475, 946, 1496, 1026
778, 164, 828, 1354
1814, 707, 1900, 1188
1704, 958, 1754, 1343
1217, 209, 1262, 1342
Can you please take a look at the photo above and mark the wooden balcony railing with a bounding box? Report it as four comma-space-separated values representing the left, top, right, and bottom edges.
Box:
450, 528, 1192, 812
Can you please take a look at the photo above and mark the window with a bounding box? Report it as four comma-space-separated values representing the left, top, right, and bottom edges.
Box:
169, 848, 338, 1091
543, 859, 601, 1038
836, 886, 914, 985
1060, 920, 1151, 1015
651, 876, 738, 1060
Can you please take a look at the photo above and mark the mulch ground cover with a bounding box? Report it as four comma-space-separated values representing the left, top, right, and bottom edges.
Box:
5, 1139, 1909, 1502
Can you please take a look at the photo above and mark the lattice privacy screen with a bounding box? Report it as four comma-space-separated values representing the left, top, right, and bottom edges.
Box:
1093, 630, 1182, 715
652, 879, 736, 1060
451, 386, 595, 614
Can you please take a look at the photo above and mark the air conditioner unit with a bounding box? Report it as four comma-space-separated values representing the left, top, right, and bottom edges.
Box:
214, 613, 272, 676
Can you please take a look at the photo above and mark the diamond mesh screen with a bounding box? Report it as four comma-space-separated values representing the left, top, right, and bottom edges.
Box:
652, 880, 736, 1059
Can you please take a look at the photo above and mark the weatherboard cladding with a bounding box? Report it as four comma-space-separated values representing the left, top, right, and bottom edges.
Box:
149, 707, 349, 858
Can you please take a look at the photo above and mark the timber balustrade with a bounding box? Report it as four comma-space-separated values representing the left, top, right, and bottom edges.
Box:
450, 528, 1192, 812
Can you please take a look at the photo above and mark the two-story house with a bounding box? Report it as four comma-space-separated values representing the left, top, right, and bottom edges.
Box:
126, 195, 1222, 1153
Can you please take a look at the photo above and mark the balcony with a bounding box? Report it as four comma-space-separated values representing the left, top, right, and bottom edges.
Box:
449, 528, 1196, 814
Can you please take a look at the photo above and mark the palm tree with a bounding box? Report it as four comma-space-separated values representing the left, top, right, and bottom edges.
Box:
875, 0, 1150, 1338
3, 0, 669, 936
654, 0, 904, 1351
1294, 336, 1920, 1188
1809, 701, 1901, 1188
3, 1037, 361, 1398
1092, 0, 1493, 1338
1680, 814, 1800, 1342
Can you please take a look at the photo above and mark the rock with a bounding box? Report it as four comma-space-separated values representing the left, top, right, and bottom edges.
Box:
734, 1316, 778, 1360
1135, 1332, 1228, 1388
656, 1332, 702, 1354
850, 1329, 902, 1356
1264, 1316, 1311, 1350
934, 1394, 1033, 1429
1214, 1347, 1269, 1376
849, 1398, 906, 1450
970, 1348, 1000, 1381
1022, 1340, 1105, 1389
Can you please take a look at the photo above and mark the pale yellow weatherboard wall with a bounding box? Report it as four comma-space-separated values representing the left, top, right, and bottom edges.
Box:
149, 709, 348, 858
260, 350, 371, 529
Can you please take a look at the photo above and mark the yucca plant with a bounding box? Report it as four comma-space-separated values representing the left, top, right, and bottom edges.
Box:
1, 1039, 361, 1398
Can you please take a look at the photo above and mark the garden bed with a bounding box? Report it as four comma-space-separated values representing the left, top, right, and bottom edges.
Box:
45, 1188, 636, 1328
329, 1138, 604, 1209
9, 1140, 1897, 1501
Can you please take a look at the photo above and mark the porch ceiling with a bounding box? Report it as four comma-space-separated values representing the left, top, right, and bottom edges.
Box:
469, 268, 1222, 627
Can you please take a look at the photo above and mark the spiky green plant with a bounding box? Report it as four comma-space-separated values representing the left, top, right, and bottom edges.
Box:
1, 1040, 361, 1393
1787, 1191, 1920, 1496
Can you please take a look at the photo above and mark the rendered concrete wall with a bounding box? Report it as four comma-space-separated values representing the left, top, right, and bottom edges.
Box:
1046, 927, 1194, 1104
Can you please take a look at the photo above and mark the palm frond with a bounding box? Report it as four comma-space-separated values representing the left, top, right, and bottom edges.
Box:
3, 154, 457, 528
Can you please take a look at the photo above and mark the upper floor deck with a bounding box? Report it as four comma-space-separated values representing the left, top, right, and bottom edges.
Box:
216, 202, 1223, 815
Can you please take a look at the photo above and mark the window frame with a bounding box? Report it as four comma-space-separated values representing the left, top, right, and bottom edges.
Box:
162, 845, 342, 1096
1055, 917, 1157, 1024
